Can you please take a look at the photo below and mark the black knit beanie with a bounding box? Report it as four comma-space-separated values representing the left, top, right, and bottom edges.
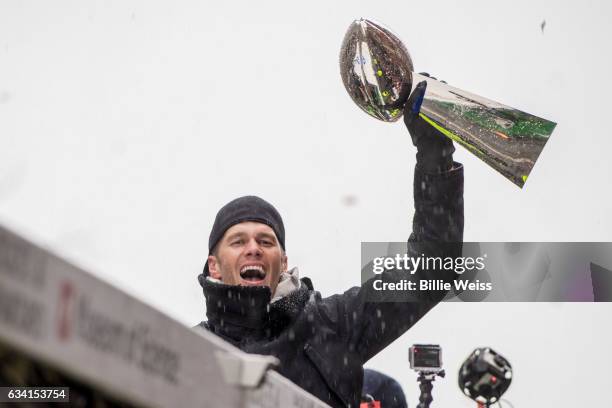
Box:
202, 196, 285, 277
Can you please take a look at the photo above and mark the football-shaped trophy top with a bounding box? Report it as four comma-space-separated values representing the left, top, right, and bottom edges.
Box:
339, 18, 414, 122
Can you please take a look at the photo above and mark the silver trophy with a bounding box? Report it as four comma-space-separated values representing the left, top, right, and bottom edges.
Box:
340, 18, 557, 188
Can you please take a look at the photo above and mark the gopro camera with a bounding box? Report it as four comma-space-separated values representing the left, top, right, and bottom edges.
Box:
409, 344, 443, 373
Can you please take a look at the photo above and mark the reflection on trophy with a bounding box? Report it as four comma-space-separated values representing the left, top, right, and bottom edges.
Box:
339, 18, 557, 188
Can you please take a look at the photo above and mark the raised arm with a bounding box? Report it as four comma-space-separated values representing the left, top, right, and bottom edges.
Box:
406, 79, 464, 277
315, 79, 464, 364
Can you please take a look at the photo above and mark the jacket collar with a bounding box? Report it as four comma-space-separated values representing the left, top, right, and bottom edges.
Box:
200, 268, 311, 343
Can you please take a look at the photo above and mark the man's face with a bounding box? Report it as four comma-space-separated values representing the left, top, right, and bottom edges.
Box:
207, 221, 288, 296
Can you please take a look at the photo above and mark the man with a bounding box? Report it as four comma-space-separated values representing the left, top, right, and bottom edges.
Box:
195, 80, 463, 407
362, 368, 408, 408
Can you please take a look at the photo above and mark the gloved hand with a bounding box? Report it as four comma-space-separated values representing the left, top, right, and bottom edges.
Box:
403, 74, 455, 174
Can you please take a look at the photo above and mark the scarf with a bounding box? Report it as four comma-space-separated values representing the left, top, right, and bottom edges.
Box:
199, 268, 310, 343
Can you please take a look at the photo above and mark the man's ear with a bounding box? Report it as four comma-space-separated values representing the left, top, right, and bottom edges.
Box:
282, 254, 288, 273
208, 255, 222, 280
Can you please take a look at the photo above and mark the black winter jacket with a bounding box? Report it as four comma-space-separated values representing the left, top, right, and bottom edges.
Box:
197, 164, 464, 407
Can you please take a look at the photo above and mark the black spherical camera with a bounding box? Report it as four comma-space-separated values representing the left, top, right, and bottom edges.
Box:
458, 347, 512, 406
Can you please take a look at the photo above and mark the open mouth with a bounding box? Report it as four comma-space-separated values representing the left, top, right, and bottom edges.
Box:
239, 265, 266, 283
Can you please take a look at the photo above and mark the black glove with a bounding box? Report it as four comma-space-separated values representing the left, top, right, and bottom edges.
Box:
403, 75, 455, 174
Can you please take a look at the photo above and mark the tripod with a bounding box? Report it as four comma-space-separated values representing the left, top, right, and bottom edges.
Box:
416, 370, 445, 408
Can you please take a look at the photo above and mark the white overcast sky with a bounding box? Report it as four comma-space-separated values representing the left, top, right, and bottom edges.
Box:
1, 0, 612, 406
